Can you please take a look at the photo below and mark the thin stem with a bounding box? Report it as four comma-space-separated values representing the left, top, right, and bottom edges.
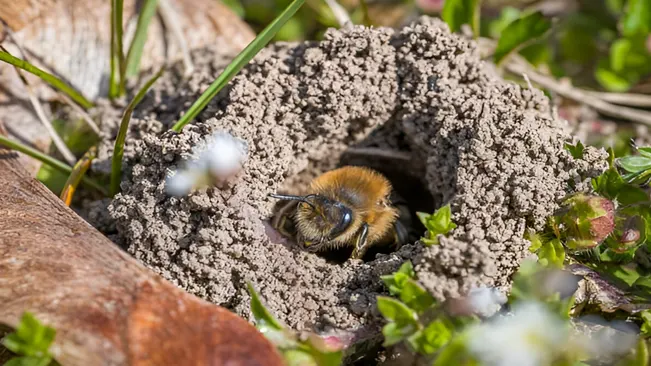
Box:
157, 0, 194, 76
0, 135, 107, 195
171, 0, 306, 132
61, 147, 97, 206
0, 45, 76, 164
324, 0, 351, 27
115, 0, 126, 95
125, 0, 159, 78
110, 67, 165, 196
0, 51, 93, 109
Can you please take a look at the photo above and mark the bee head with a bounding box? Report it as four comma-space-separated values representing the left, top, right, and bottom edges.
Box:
269, 193, 353, 250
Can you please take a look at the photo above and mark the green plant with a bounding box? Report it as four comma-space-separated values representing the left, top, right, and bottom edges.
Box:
171, 0, 306, 132
441, 0, 481, 37
125, 0, 159, 78
110, 0, 126, 98
0, 51, 93, 109
60, 147, 97, 206
2, 312, 57, 366
247, 283, 343, 366
0, 135, 106, 195
416, 204, 457, 246
493, 11, 552, 65
110, 67, 165, 196
377, 258, 647, 365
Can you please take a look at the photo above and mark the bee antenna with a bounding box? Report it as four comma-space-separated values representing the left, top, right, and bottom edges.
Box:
268, 193, 316, 208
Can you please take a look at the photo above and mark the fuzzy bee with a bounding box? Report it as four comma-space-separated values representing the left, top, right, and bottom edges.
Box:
270, 166, 408, 259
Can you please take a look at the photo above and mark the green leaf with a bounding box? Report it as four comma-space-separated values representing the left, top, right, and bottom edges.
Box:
282, 349, 317, 366
36, 165, 69, 196
246, 283, 284, 333
171, 0, 306, 132
110, 67, 164, 196
399, 279, 436, 314
596, 59, 634, 92
2, 313, 56, 361
592, 168, 648, 205
125, 0, 158, 78
380, 261, 416, 296
641, 310, 651, 336
441, 0, 481, 37
611, 39, 632, 72
618, 156, 651, 173
0, 135, 106, 195
110, 0, 126, 98
596, 263, 641, 287
0, 51, 93, 109
493, 11, 552, 65
406, 319, 453, 355
382, 322, 412, 346
622, 0, 651, 36
431, 334, 469, 366
537, 238, 565, 268
564, 141, 585, 159
377, 296, 419, 326
417, 205, 457, 246
3, 356, 53, 366
607, 0, 626, 14
637, 147, 651, 159
487, 7, 521, 39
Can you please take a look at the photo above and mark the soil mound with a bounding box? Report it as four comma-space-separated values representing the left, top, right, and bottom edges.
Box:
107, 17, 606, 335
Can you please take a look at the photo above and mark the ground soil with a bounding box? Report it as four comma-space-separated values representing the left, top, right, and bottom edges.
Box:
83, 17, 608, 343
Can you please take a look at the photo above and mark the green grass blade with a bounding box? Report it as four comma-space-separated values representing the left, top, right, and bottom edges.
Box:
0, 135, 107, 195
170, 0, 306, 132
110, 67, 165, 196
0, 51, 93, 109
126, 0, 158, 78
110, 0, 126, 97
60, 147, 96, 206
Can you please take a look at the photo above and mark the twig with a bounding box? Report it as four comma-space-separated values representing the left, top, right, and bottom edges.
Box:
478, 37, 651, 127
0, 46, 76, 164
157, 0, 194, 76
522, 73, 534, 90
57, 93, 101, 135
324, 0, 351, 27
506, 60, 651, 127
585, 91, 651, 108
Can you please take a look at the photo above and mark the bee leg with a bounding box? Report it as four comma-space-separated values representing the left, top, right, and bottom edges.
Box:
392, 220, 409, 249
350, 223, 370, 260
271, 201, 296, 238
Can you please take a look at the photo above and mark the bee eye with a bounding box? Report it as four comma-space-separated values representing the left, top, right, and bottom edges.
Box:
328, 205, 353, 240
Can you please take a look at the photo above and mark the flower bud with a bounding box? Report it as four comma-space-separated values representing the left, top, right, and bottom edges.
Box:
609, 215, 643, 253
556, 193, 615, 250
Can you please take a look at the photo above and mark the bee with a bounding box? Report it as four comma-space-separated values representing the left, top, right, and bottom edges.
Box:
269, 166, 408, 260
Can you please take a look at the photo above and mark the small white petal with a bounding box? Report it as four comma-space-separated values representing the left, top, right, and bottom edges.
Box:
203, 131, 248, 179
467, 301, 568, 366
467, 286, 507, 317
166, 170, 197, 196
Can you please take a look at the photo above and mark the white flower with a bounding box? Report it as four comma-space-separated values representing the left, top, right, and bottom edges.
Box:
166, 170, 199, 196
467, 301, 568, 366
466, 286, 507, 317
204, 131, 249, 179
165, 131, 248, 196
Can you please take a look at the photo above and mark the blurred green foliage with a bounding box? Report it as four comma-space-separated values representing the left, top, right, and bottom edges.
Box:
2, 313, 57, 366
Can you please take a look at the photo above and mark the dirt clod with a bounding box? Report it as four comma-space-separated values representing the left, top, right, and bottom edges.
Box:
107, 17, 605, 335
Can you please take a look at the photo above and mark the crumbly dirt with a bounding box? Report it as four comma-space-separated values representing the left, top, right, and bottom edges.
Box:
104, 17, 607, 336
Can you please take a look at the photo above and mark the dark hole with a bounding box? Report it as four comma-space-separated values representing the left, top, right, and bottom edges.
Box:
267, 151, 435, 264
